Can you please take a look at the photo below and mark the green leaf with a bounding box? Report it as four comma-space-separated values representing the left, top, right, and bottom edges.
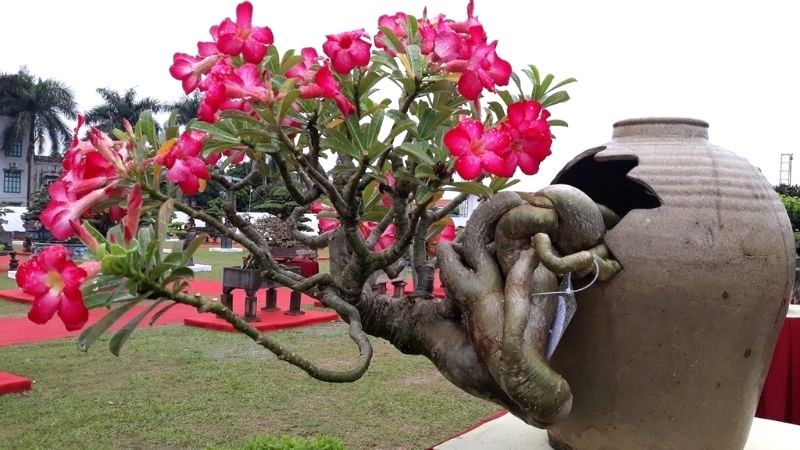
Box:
364, 110, 384, 146
278, 90, 300, 120
510, 73, 525, 97
188, 122, 241, 144
378, 26, 404, 54
406, 15, 419, 43
487, 102, 506, 121
148, 301, 179, 326
548, 119, 569, 127
165, 266, 195, 284
322, 128, 359, 159
82, 280, 125, 309
447, 181, 494, 199
346, 116, 366, 153
534, 73, 554, 101
541, 91, 571, 108
398, 142, 435, 165
406, 45, 426, 77
497, 90, 515, 107
135, 110, 158, 149
548, 77, 577, 93
76, 299, 143, 352
280, 55, 304, 75
108, 299, 161, 356
180, 233, 208, 266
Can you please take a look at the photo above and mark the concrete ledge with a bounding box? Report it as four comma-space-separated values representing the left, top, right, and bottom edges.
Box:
187, 264, 212, 273
431, 412, 800, 450
208, 247, 243, 253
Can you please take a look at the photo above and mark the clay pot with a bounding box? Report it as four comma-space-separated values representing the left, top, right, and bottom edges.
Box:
547, 118, 794, 450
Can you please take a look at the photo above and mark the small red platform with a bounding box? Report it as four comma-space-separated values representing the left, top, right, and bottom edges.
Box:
0, 371, 32, 395
184, 309, 338, 332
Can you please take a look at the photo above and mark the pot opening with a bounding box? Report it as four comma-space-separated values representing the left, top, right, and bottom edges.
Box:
552, 146, 661, 219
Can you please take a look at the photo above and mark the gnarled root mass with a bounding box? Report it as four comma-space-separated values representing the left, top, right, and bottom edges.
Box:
355, 186, 621, 428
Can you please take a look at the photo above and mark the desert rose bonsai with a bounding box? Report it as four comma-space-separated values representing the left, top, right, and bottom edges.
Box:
18, 1, 620, 427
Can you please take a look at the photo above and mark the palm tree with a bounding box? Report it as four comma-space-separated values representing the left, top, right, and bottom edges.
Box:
0, 66, 78, 204
167, 92, 202, 126
84, 87, 164, 134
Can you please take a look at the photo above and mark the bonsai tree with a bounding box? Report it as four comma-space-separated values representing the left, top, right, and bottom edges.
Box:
16, 1, 621, 427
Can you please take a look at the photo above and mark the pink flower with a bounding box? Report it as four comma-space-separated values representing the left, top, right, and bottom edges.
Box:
502, 100, 553, 175
69, 220, 100, 254
427, 223, 456, 255
214, 1, 274, 64
41, 182, 116, 240
444, 119, 513, 180
285, 47, 321, 82
309, 202, 325, 214
375, 13, 408, 55
359, 222, 397, 251
169, 52, 221, 94
155, 131, 211, 195
319, 218, 340, 233
298, 65, 355, 117
323, 29, 372, 74
380, 171, 396, 207
17, 246, 89, 331
449, 42, 511, 100
123, 184, 142, 243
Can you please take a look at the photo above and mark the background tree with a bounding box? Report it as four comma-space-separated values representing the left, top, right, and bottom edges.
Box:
0, 66, 77, 203
166, 92, 202, 126
84, 87, 164, 134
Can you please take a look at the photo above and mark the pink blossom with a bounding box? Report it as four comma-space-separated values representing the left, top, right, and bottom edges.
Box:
502, 100, 553, 175
69, 220, 100, 254
298, 65, 355, 117
155, 131, 211, 195
309, 202, 325, 214
448, 42, 511, 100
323, 29, 372, 74
169, 52, 221, 94
41, 182, 116, 241
319, 218, 340, 233
17, 246, 89, 331
123, 184, 142, 243
285, 48, 321, 82
380, 171, 396, 207
427, 223, 456, 255
214, 1, 274, 64
375, 13, 408, 55
359, 222, 397, 251
444, 119, 513, 180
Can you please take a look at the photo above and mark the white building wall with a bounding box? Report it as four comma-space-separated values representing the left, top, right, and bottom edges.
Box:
0, 115, 30, 205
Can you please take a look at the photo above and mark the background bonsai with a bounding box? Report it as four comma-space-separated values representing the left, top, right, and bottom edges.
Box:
17, 1, 621, 428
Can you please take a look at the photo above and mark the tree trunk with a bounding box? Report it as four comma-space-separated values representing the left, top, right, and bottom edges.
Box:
26, 124, 35, 206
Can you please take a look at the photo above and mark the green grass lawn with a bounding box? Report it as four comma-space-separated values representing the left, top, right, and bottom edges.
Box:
0, 324, 497, 449
0, 244, 496, 448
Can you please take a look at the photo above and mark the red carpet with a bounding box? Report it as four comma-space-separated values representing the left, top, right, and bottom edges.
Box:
0, 371, 32, 395
184, 310, 338, 332
0, 253, 30, 273
0, 303, 199, 346
0, 279, 339, 345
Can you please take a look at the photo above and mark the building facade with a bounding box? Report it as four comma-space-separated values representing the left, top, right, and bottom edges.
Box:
0, 115, 61, 206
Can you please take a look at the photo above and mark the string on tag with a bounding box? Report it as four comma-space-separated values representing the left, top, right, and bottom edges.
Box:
532, 258, 601, 297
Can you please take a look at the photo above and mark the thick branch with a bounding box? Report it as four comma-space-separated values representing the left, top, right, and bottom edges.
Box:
142, 279, 362, 382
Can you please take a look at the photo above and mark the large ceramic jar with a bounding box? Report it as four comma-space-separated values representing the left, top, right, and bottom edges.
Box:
548, 118, 794, 450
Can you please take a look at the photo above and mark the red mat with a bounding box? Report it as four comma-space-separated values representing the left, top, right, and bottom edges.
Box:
0, 371, 32, 395
0, 253, 30, 272
0, 279, 336, 345
184, 310, 338, 332
0, 303, 199, 346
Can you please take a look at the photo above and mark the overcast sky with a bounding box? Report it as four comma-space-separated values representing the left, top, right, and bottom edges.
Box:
2, 0, 797, 192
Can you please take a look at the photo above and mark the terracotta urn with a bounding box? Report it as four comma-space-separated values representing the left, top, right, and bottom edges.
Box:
547, 118, 794, 449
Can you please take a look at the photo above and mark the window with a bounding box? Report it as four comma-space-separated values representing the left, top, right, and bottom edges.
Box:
3, 170, 21, 193
5, 139, 22, 157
